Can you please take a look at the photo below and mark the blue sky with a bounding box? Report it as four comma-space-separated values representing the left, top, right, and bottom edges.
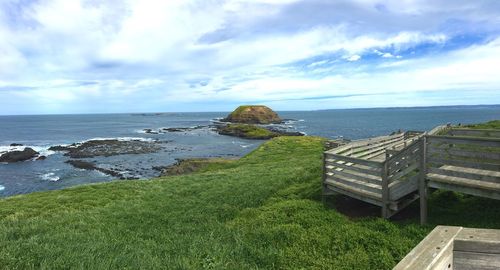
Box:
1, 0, 500, 115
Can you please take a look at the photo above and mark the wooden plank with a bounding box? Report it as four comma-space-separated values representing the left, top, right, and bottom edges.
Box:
389, 162, 419, 183
324, 185, 383, 207
428, 125, 450, 135
426, 135, 500, 147
326, 175, 381, 194
419, 136, 428, 225
330, 154, 383, 168
428, 147, 500, 161
428, 181, 500, 201
387, 139, 421, 164
389, 176, 418, 201
325, 179, 382, 201
381, 161, 389, 218
455, 227, 500, 254
428, 167, 500, 184
427, 173, 500, 192
388, 154, 419, 175
331, 133, 405, 154
453, 251, 500, 270
393, 226, 462, 270
325, 158, 381, 176
327, 167, 381, 185
427, 157, 500, 171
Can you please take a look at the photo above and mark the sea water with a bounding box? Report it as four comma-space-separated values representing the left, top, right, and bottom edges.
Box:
0, 105, 498, 197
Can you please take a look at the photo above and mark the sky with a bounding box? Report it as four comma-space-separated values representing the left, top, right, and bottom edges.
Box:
0, 0, 500, 115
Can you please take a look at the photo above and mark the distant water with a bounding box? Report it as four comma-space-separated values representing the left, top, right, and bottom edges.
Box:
1, 105, 499, 197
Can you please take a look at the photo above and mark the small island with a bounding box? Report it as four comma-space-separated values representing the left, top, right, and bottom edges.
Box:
216, 105, 303, 139
222, 105, 282, 124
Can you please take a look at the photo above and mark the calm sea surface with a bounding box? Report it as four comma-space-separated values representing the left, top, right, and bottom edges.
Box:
1, 105, 499, 197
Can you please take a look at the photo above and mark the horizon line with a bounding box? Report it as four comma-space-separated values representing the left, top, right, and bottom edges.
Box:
0, 103, 499, 117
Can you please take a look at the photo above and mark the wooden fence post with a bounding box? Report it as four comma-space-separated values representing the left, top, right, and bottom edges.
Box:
322, 152, 328, 206
381, 156, 389, 218
419, 135, 428, 225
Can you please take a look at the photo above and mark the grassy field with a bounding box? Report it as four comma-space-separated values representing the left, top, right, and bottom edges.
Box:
1, 132, 500, 269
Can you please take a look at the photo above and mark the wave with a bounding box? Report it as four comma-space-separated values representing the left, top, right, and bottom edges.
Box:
41, 172, 60, 182
0, 185, 4, 191
83, 137, 154, 142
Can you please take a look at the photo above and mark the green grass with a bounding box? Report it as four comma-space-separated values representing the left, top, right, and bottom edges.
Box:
2, 136, 500, 269
219, 123, 278, 139
464, 120, 500, 129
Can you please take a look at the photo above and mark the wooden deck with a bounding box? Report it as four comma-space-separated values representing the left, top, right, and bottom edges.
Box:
394, 226, 500, 269
323, 125, 500, 222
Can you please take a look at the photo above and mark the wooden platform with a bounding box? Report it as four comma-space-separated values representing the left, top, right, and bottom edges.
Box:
323, 125, 500, 222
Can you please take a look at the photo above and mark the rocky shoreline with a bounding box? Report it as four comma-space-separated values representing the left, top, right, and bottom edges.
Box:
0, 105, 306, 181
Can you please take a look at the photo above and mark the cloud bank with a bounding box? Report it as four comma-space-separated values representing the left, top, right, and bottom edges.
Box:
1, 0, 499, 114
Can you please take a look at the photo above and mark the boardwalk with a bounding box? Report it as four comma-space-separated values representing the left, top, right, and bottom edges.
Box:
323, 125, 500, 223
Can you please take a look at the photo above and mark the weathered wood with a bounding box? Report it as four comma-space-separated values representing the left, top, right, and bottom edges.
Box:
388, 154, 420, 175
328, 167, 381, 185
325, 158, 381, 176
393, 226, 462, 270
428, 167, 500, 184
381, 161, 390, 218
326, 176, 381, 195
427, 157, 500, 172
453, 251, 500, 270
428, 181, 500, 201
428, 125, 450, 135
455, 227, 500, 254
389, 163, 419, 183
387, 139, 421, 165
427, 173, 500, 192
389, 175, 418, 201
330, 154, 383, 168
331, 133, 405, 154
419, 135, 428, 225
427, 135, 500, 147
427, 147, 500, 161
324, 180, 382, 202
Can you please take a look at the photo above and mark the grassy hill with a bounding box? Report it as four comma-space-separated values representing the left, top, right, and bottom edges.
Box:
1, 134, 500, 269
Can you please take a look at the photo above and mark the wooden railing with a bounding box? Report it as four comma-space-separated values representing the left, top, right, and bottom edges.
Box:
323, 125, 500, 222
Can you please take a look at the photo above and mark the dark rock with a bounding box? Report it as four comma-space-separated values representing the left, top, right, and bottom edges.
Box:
48, 145, 73, 151
36, 155, 47, 161
9, 143, 23, 147
65, 160, 124, 178
0, 147, 39, 163
143, 128, 159, 134
53, 139, 162, 158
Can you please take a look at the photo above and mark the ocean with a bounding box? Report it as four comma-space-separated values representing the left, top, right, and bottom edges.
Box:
1, 105, 499, 197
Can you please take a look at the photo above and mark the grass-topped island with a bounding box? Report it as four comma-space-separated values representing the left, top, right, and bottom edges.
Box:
1, 122, 500, 269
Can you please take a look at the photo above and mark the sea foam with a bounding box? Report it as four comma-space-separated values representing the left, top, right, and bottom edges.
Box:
0, 145, 55, 158
0, 185, 4, 191
41, 172, 60, 182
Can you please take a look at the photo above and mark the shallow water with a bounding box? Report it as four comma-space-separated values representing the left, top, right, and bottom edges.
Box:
0, 105, 499, 197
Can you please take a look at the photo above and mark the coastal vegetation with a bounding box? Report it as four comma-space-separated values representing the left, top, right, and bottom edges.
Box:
217, 123, 280, 139
0, 122, 499, 269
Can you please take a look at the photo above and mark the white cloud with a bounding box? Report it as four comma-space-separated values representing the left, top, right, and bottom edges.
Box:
346, 55, 361, 61
0, 0, 499, 114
